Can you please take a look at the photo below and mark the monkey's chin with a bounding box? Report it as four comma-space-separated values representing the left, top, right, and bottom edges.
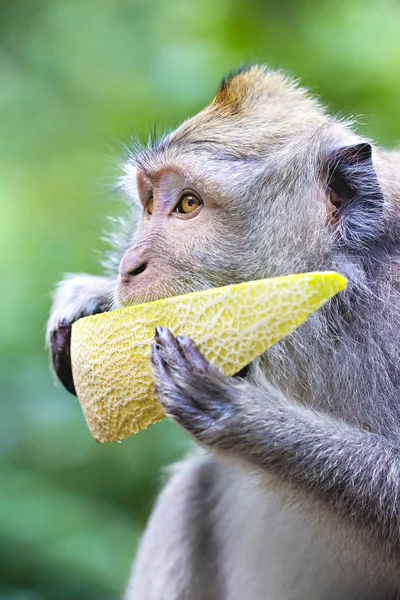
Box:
115, 282, 182, 309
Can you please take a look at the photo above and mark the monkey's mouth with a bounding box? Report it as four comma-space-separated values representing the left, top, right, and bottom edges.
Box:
234, 364, 251, 379
115, 270, 215, 310
115, 274, 179, 308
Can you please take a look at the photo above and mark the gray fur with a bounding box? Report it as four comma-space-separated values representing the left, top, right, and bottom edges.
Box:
46, 274, 116, 346
47, 66, 400, 598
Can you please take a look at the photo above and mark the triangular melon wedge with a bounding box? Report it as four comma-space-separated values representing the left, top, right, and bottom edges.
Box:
71, 271, 347, 443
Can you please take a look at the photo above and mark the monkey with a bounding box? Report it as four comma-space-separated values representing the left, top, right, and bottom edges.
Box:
47, 66, 400, 599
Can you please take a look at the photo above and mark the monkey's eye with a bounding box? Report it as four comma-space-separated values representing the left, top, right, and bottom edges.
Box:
147, 198, 153, 215
174, 194, 202, 215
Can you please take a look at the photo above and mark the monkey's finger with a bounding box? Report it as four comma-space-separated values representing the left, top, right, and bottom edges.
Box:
154, 326, 188, 371
176, 336, 210, 373
151, 343, 170, 377
154, 326, 177, 348
151, 343, 192, 415
50, 320, 77, 396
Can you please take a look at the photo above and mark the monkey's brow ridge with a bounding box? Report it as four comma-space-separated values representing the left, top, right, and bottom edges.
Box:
131, 136, 255, 175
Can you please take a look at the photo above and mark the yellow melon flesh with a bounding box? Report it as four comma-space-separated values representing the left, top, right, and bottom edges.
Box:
71, 271, 347, 443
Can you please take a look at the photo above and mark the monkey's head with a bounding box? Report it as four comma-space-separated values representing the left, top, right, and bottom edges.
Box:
116, 66, 384, 307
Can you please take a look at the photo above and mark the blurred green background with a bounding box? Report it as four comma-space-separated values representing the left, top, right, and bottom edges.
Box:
1, 0, 400, 597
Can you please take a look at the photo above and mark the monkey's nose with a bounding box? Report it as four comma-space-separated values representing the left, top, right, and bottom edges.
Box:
121, 261, 147, 279
119, 250, 148, 280
128, 262, 147, 277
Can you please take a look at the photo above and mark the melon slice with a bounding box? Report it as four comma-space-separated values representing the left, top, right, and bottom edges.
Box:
71, 271, 347, 443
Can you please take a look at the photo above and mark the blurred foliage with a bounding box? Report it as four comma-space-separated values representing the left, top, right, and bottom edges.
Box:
1, 0, 400, 597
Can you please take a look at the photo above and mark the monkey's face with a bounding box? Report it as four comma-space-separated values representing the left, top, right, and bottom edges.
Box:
116, 159, 264, 306
116, 66, 384, 307
115, 147, 330, 308
116, 165, 223, 305
114, 69, 330, 307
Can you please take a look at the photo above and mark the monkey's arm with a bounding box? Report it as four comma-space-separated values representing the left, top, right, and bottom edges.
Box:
46, 274, 116, 394
152, 327, 400, 553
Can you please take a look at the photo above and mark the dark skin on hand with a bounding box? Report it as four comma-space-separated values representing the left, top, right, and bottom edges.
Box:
51, 320, 76, 396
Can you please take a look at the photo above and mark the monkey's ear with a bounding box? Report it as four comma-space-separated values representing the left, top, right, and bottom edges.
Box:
326, 142, 384, 247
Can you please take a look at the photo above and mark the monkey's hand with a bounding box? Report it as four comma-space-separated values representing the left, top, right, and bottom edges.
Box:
46, 274, 116, 396
151, 326, 248, 446
152, 327, 400, 559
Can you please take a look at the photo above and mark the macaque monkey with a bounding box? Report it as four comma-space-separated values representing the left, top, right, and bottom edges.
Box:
47, 66, 400, 599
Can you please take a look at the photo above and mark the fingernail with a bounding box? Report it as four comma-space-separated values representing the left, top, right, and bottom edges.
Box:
155, 326, 162, 337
